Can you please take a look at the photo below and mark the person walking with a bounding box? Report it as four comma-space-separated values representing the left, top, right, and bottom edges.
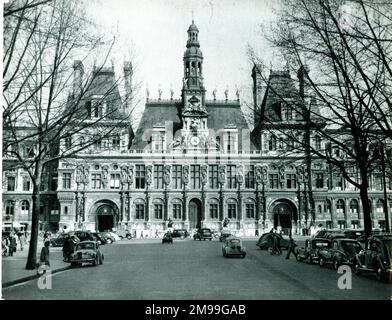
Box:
38, 241, 50, 274
62, 235, 71, 262
18, 232, 25, 251
285, 234, 297, 259
8, 233, 17, 256
271, 230, 280, 255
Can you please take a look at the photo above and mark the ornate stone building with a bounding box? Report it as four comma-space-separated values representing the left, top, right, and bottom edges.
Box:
3, 21, 391, 236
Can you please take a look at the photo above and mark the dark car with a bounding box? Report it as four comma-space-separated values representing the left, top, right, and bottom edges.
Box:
296, 238, 331, 264
71, 231, 95, 242
99, 232, 115, 244
219, 231, 233, 243
171, 229, 189, 239
69, 241, 104, 267
313, 229, 345, 240
256, 232, 290, 250
318, 238, 363, 269
193, 228, 213, 241
91, 232, 108, 245
50, 233, 71, 247
354, 234, 392, 282
222, 237, 246, 258
162, 232, 173, 244
342, 229, 365, 240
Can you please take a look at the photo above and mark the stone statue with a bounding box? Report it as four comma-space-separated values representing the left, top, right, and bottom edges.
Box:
201, 165, 208, 185
236, 89, 240, 101
213, 89, 217, 100
183, 165, 189, 185
261, 166, 268, 181
146, 88, 150, 101
158, 88, 162, 100
102, 166, 109, 187
279, 166, 285, 180
121, 166, 128, 184
164, 165, 171, 185
224, 88, 228, 100
255, 165, 262, 184
146, 165, 153, 185
218, 165, 226, 185
170, 88, 174, 100
237, 164, 244, 184
128, 165, 134, 185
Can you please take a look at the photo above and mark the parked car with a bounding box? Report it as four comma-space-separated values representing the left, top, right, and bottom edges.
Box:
125, 231, 133, 240
162, 232, 173, 244
256, 232, 290, 250
99, 232, 115, 244
296, 238, 331, 264
193, 228, 213, 241
318, 238, 363, 269
222, 237, 246, 258
71, 231, 95, 242
354, 234, 392, 282
107, 231, 122, 241
50, 233, 72, 247
171, 229, 189, 239
69, 241, 104, 267
219, 231, 233, 243
342, 229, 365, 240
91, 232, 108, 245
313, 229, 345, 240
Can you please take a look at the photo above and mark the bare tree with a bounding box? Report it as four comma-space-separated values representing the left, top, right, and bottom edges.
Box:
248, 0, 392, 241
3, 0, 137, 269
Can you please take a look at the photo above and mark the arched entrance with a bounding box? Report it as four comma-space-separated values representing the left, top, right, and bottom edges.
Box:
270, 199, 298, 231
93, 200, 119, 232
189, 198, 202, 229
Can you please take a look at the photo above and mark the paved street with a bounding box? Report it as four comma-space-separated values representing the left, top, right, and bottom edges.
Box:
2, 238, 391, 300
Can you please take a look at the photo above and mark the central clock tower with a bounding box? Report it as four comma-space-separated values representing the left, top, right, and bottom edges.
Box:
181, 20, 209, 150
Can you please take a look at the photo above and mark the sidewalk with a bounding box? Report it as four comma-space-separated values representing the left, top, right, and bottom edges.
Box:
2, 241, 70, 288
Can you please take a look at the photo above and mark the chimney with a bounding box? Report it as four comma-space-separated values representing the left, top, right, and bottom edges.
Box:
73, 60, 84, 97
123, 61, 133, 111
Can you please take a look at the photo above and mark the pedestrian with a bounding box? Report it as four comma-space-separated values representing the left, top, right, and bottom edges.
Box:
8, 233, 17, 256
39, 241, 50, 273
271, 231, 279, 255
18, 232, 25, 251
62, 235, 71, 262
285, 234, 297, 259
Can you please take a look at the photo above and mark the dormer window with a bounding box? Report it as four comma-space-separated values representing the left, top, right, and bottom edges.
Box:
269, 134, 277, 151
223, 130, 238, 154
272, 102, 282, 121
152, 128, 165, 152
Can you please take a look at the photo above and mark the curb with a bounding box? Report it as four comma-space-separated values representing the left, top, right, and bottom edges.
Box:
2, 265, 71, 288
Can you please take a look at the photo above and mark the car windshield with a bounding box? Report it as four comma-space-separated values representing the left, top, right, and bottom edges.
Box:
76, 243, 95, 250
341, 241, 362, 254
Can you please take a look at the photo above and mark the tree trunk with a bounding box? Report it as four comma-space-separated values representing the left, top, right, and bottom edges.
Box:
358, 169, 372, 244
25, 165, 42, 270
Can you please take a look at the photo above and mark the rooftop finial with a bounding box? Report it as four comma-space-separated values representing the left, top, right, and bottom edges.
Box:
192, 9, 194, 23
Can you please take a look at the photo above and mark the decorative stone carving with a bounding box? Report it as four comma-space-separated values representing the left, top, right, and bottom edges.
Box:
255, 165, 263, 184
296, 165, 304, 183
128, 165, 134, 185
183, 165, 190, 185
146, 165, 153, 185
164, 165, 171, 186
121, 166, 129, 184
201, 165, 208, 185
237, 164, 244, 185
261, 165, 268, 181
218, 164, 226, 185
102, 165, 109, 188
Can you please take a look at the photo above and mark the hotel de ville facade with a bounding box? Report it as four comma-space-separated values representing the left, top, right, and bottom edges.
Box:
3, 21, 391, 237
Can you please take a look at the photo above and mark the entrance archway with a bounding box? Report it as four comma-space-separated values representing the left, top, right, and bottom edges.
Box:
92, 200, 119, 232
269, 199, 298, 230
189, 198, 202, 229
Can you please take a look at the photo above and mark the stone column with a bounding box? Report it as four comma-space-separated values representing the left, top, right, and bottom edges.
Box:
120, 191, 125, 223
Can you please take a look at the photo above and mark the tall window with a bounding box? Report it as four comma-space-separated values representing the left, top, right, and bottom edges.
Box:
7, 176, 15, 191
269, 135, 277, 151
110, 174, 120, 189
373, 174, 382, 190
335, 174, 344, 190
315, 136, 321, 151
112, 135, 120, 150
153, 132, 165, 151
5, 200, 15, 215
51, 200, 60, 215
228, 203, 237, 219
154, 204, 163, 219
135, 204, 145, 219
210, 203, 218, 219
209, 165, 219, 189
226, 132, 236, 153
326, 200, 332, 213
350, 199, 359, 213
173, 204, 182, 219
285, 106, 293, 120
65, 137, 72, 149
269, 174, 279, 189
63, 173, 71, 189
245, 165, 255, 189
336, 199, 345, 213
172, 165, 182, 189
376, 199, 384, 213
216, 137, 221, 151
246, 203, 255, 219
135, 165, 146, 189
21, 200, 30, 215
227, 165, 237, 189
286, 174, 296, 189
316, 173, 324, 188
190, 165, 201, 189
154, 165, 164, 189
92, 174, 101, 189
85, 101, 92, 118
22, 176, 30, 191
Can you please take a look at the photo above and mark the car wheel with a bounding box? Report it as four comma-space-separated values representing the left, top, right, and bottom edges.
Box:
106, 239, 112, 244
296, 254, 302, 262
70, 262, 78, 268
127, 235, 132, 240
354, 263, 361, 276
319, 257, 325, 267
333, 259, 340, 270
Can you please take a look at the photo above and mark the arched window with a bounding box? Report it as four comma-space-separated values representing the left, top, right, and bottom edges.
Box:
172, 199, 182, 220
326, 199, 332, 213
376, 199, 384, 213
21, 200, 30, 215
336, 199, 345, 213
349, 199, 359, 213
245, 198, 255, 219
5, 200, 15, 215
227, 199, 237, 219
216, 136, 221, 151
209, 198, 219, 219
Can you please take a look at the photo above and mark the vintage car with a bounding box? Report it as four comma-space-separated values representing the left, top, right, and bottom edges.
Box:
313, 229, 345, 240
256, 232, 290, 250
90, 232, 109, 245
219, 231, 233, 243
69, 241, 104, 267
222, 237, 246, 258
296, 238, 331, 264
50, 233, 72, 247
193, 228, 213, 241
99, 232, 116, 244
354, 234, 392, 282
162, 232, 173, 244
171, 229, 189, 239
318, 238, 363, 269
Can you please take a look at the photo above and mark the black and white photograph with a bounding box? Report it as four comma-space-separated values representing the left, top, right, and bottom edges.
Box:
1, 0, 392, 305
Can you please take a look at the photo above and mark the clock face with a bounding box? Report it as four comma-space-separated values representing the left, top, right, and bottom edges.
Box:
190, 136, 200, 146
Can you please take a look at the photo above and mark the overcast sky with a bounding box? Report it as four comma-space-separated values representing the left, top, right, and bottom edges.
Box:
88, 0, 280, 123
